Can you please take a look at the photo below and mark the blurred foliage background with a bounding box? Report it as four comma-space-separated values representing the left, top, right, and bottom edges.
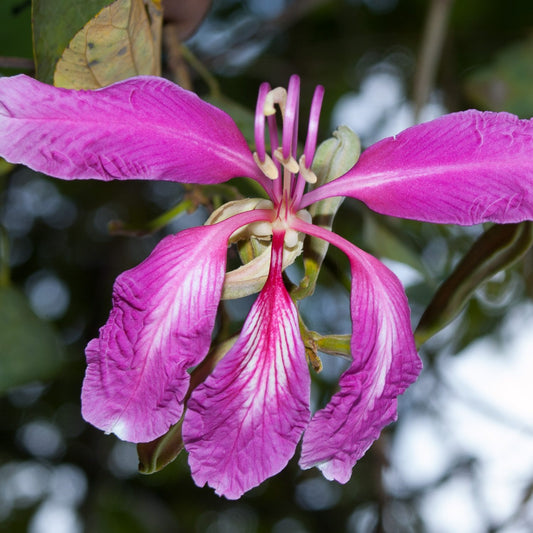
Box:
2, 0, 533, 532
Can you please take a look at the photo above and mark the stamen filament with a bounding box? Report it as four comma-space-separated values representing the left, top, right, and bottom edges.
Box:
303, 85, 325, 163
254, 82, 271, 163
291, 84, 324, 208
282, 75, 300, 160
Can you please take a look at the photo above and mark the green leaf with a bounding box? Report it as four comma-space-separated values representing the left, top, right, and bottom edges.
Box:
0, 285, 64, 393
415, 222, 533, 345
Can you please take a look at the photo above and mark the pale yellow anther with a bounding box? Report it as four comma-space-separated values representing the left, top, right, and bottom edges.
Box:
264, 87, 287, 116
273, 147, 300, 174
253, 151, 279, 180
298, 154, 318, 184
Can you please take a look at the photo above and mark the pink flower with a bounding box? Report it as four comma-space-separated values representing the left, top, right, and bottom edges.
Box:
1, 74, 533, 498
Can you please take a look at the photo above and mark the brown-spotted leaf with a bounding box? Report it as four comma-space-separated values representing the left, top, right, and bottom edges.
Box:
33, 0, 115, 84
53, 0, 162, 89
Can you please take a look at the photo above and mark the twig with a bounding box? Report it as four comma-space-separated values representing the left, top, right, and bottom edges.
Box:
413, 0, 454, 122
163, 24, 193, 90
0, 56, 34, 70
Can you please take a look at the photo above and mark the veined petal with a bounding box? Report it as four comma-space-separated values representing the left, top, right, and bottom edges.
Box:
81, 215, 265, 444
291, 220, 421, 482
0, 75, 264, 184
302, 111, 533, 225
182, 231, 310, 499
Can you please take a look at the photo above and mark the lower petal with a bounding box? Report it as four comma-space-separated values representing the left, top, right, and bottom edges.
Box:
182, 231, 310, 499
300, 245, 421, 482
81, 223, 231, 443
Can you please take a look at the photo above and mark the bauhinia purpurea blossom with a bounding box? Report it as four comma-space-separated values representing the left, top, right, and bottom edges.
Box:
1, 73, 533, 499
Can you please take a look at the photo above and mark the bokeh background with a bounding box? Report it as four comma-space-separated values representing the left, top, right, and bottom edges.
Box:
2, 1, 533, 532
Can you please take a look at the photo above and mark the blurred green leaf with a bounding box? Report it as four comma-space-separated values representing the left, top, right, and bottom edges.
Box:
415, 222, 533, 345
363, 214, 427, 276
0, 159, 15, 178
205, 94, 256, 147
0, 285, 64, 393
465, 35, 533, 116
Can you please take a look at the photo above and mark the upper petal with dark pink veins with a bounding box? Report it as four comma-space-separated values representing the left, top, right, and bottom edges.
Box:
296, 226, 421, 482
302, 111, 533, 225
0, 74, 264, 184
182, 231, 311, 500
81, 222, 237, 443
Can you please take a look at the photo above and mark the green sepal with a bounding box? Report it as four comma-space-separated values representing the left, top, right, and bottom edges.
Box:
293, 126, 360, 301
299, 313, 351, 374
137, 336, 237, 474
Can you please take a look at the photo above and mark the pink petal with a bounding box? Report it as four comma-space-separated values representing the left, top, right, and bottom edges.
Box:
0, 74, 264, 184
182, 231, 311, 499
302, 111, 533, 225
294, 221, 421, 482
82, 223, 232, 443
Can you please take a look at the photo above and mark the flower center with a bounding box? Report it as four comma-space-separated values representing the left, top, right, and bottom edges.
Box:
253, 75, 325, 214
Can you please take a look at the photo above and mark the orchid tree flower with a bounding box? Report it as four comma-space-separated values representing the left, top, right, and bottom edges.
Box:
1, 74, 533, 499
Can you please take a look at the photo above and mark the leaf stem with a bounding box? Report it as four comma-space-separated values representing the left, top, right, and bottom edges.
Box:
180, 44, 221, 98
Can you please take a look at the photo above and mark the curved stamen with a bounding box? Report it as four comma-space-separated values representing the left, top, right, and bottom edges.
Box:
264, 87, 287, 116
291, 84, 324, 208
282, 75, 300, 160
254, 82, 271, 163
303, 84, 325, 164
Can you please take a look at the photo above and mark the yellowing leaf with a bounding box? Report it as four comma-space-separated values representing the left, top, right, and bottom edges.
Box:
54, 0, 162, 89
